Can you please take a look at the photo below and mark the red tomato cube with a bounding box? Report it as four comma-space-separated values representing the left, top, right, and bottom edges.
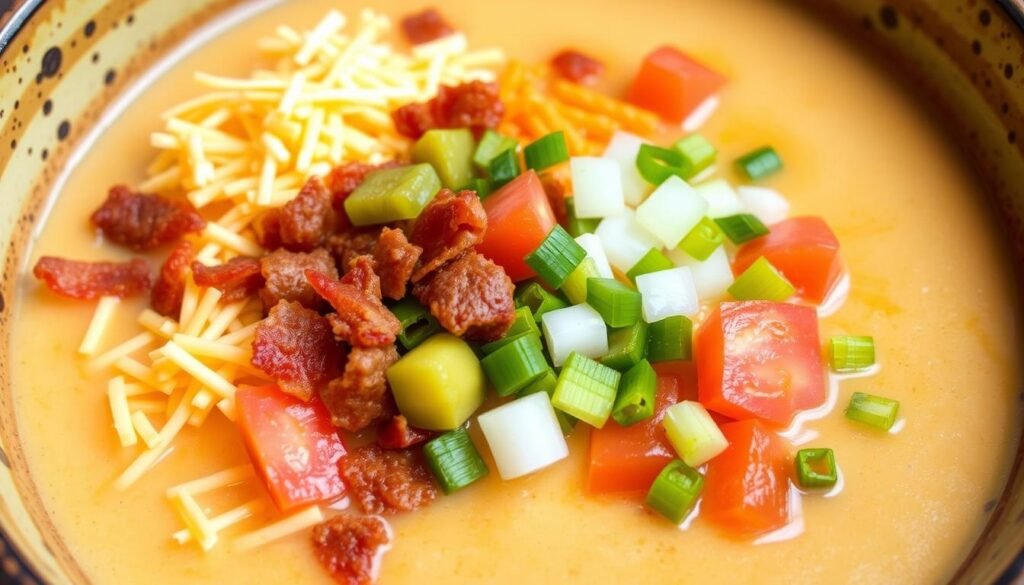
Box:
626, 46, 727, 124
476, 170, 557, 282
733, 217, 843, 304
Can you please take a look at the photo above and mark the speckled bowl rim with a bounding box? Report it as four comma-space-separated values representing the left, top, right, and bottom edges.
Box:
0, 1, 1020, 584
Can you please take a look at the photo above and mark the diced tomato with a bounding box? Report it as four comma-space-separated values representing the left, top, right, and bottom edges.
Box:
550, 49, 604, 85
702, 419, 792, 537
587, 375, 683, 494
236, 385, 348, 511
400, 8, 455, 45
733, 217, 842, 304
626, 46, 727, 124
696, 301, 825, 425
476, 170, 557, 282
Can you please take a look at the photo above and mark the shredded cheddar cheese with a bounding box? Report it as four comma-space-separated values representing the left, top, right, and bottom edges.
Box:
233, 505, 325, 551
79, 296, 120, 356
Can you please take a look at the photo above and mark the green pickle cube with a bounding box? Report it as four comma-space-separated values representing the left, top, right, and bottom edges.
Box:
344, 163, 442, 226
411, 128, 476, 190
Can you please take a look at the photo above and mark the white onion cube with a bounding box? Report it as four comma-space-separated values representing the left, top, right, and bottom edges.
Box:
737, 186, 790, 225
601, 131, 651, 206
595, 209, 661, 273
636, 267, 699, 322
570, 157, 624, 219
478, 392, 569, 480
695, 178, 745, 218
635, 176, 708, 249
540, 304, 608, 366
667, 246, 734, 301
574, 233, 614, 279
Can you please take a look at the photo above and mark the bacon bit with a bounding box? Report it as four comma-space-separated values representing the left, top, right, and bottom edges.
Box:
378, 415, 435, 450
408, 190, 486, 282
251, 301, 341, 402
340, 445, 437, 515
280, 176, 336, 252
328, 228, 381, 270
400, 8, 455, 45
413, 251, 515, 342
392, 81, 504, 140
551, 49, 605, 85
321, 345, 399, 432
312, 515, 391, 585
253, 209, 283, 250
260, 248, 338, 310
307, 269, 400, 348
151, 240, 193, 317
33, 256, 150, 300
540, 169, 570, 226
340, 255, 382, 299
373, 227, 421, 300
191, 256, 265, 302
325, 161, 403, 216
90, 185, 205, 251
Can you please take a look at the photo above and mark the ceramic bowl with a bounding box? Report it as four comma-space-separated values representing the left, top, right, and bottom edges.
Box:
0, 1, 1020, 583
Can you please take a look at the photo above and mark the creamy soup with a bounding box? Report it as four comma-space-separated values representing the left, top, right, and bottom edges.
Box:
10, 0, 1022, 583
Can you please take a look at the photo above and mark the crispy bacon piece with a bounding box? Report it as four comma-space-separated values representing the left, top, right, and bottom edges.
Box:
251, 301, 341, 401
33, 256, 150, 300
90, 185, 205, 251
321, 345, 399, 432
377, 415, 436, 450
551, 49, 605, 85
328, 228, 381, 271
408, 190, 487, 282
400, 8, 455, 45
340, 255, 382, 299
413, 251, 515, 341
312, 515, 391, 585
325, 161, 403, 214
252, 209, 283, 250
191, 256, 264, 301
308, 268, 400, 348
151, 241, 193, 317
392, 81, 504, 140
339, 445, 437, 515
280, 176, 336, 251
373, 227, 421, 300
260, 248, 338, 310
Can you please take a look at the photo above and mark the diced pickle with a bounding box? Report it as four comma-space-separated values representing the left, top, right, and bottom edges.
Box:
344, 163, 442, 226
411, 129, 476, 190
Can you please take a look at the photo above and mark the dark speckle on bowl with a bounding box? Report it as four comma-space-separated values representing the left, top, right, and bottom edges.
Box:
56, 120, 69, 140
980, 9, 992, 26
103, 68, 116, 85
972, 39, 982, 55
880, 5, 899, 29
1004, 64, 1013, 79
40, 46, 61, 78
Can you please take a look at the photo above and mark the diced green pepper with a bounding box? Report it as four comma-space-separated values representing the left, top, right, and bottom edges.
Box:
344, 163, 441, 226
411, 129, 476, 190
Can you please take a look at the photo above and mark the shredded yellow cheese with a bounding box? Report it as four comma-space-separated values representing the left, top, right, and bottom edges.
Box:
107, 377, 137, 448
79, 296, 120, 356
233, 505, 325, 551
131, 411, 161, 448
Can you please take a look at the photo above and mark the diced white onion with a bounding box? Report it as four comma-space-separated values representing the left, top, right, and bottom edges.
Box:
478, 392, 569, 480
737, 185, 790, 225
601, 131, 651, 206
595, 209, 661, 273
635, 176, 708, 249
667, 246, 734, 301
540, 304, 608, 366
636, 267, 699, 322
694, 178, 745, 218
574, 233, 614, 279
570, 157, 624, 219
663, 401, 729, 467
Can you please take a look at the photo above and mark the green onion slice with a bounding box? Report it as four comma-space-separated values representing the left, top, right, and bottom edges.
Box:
735, 146, 783, 181
474, 129, 518, 172
795, 448, 837, 489
678, 217, 724, 261
466, 177, 492, 199
647, 316, 693, 362
646, 459, 704, 524
829, 336, 876, 372
673, 134, 717, 177
714, 213, 770, 245
389, 297, 442, 351
488, 147, 522, 189
565, 197, 601, 238
525, 225, 587, 289
551, 352, 621, 428
423, 428, 489, 494
559, 257, 600, 305
524, 131, 570, 172
480, 333, 550, 397
845, 392, 900, 431
728, 256, 795, 301
635, 144, 689, 186
587, 278, 642, 328
611, 359, 657, 426
514, 282, 569, 321
481, 307, 541, 354
625, 248, 675, 282
601, 321, 649, 372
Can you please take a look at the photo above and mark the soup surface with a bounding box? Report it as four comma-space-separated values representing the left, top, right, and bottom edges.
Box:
10, 0, 1022, 583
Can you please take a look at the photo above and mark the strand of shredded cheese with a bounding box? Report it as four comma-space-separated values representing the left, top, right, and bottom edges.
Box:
79, 296, 120, 356
233, 506, 325, 551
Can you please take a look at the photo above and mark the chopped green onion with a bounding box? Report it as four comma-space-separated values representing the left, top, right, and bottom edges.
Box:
423, 429, 489, 494
714, 213, 770, 245
795, 448, 837, 489
525, 225, 587, 289
345, 164, 442, 226
565, 197, 601, 237
518, 370, 577, 435
829, 336, 876, 372
625, 248, 674, 282
845, 392, 900, 431
646, 460, 704, 524
727, 256, 795, 301
515, 282, 569, 320
663, 401, 728, 467
559, 257, 600, 305
601, 321, 649, 371
611, 359, 657, 426
389, 297, 442, 350
479, 307, 542, 354
551, 352, 621, 428
586, 278, 641, 328
647, 316, 693, 362
672, 134, 717, 177
488, 148, 521, 189
735, 146, 783, 180
474, 129, 518, 172
524, 131, 570, 172
480, 333, 550, 397
465, 177, 492, 199
635, 144, 688, 185
411, 128, 476, 190
678, 217, 724, 261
